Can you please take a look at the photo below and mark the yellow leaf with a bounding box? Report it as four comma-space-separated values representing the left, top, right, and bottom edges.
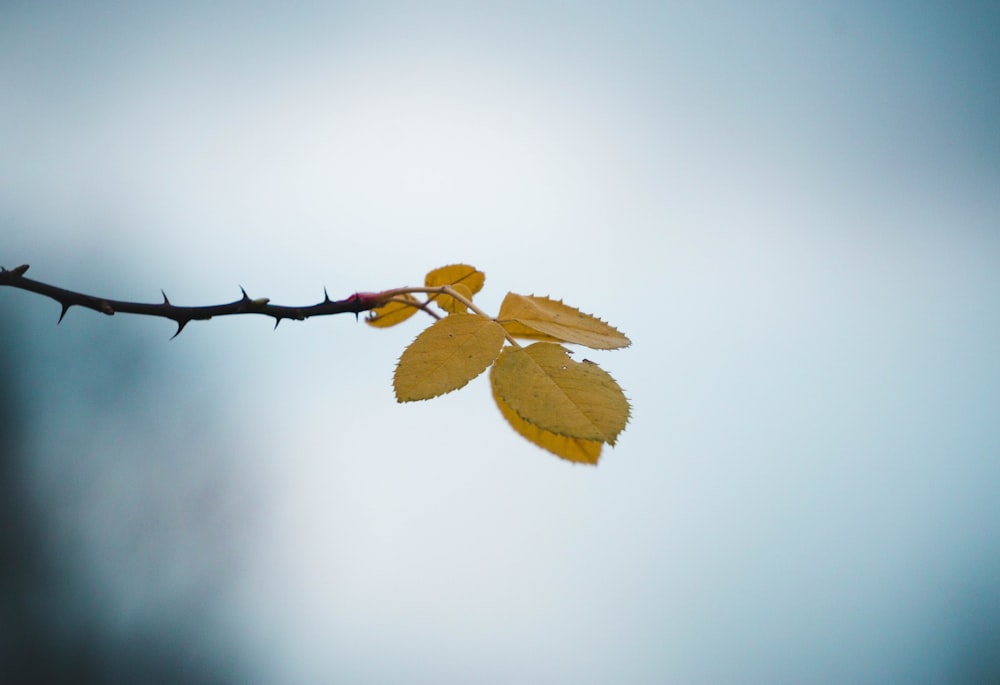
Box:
497, 293, 630, 350
365, 294, 420, 328
425, 264, 485, 312
439, 282, 473, 314
425, 263, 485, 293
492, 384, 602, 465
496, 319, 563, 343
394, 313, 506, 401
490, 343, 630, 444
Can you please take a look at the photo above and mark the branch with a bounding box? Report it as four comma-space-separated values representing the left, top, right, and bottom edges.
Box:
0, 264, 392, 338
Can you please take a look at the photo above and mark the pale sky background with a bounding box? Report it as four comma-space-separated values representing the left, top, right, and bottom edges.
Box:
2, 2, 999, 683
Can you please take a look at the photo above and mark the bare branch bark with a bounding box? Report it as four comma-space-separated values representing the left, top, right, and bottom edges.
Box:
0, 264, 389, 338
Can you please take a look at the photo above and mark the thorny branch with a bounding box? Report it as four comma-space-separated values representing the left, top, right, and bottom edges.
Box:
0, 264, 392, 338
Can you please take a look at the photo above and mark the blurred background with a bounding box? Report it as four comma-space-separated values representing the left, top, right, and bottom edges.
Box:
2, 2, 999, 683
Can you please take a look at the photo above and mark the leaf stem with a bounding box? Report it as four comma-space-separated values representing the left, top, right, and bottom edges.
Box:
380, 285, 523, 349
384, 295, 441, 320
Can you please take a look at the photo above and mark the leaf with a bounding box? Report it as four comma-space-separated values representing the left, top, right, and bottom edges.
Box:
492, 384, 603, 465
365, 294, 420, 328
425, 264, 485, 312
490, 342, 630, 444
497, 293, 630, 349
439, 282, 473, 314
394, 313, 506, 401
496, 319, 563, 344
425, 264, 485, 293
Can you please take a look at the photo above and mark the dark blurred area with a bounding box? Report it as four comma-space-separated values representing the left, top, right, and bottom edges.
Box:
0, 300, 249, 684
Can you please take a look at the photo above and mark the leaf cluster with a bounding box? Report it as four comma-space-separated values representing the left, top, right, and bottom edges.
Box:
368, 265, 631, 464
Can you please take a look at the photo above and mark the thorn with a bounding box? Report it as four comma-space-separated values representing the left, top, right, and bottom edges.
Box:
161, 290, 171, 305
273, 317, 282, 330
11, 264, 29, 277
323, 287, 331, 303
170, 319, 190, 340
239, 286, 250, 302
57, 302, 71, 324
